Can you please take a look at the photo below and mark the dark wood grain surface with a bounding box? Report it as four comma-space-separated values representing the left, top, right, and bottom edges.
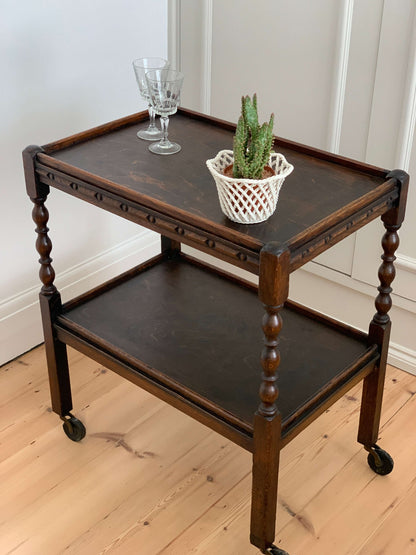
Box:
44, 111, 392, 250
59, 256, 372, 429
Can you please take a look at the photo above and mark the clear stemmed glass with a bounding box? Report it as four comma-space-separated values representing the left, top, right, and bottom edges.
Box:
145, 69, 184, 155
132, 57, 170, 140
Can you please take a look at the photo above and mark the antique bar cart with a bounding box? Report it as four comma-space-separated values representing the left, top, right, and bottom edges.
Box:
23, 109, 408, 554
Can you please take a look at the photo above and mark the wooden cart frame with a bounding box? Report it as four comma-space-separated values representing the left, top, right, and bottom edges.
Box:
23, 109, 408, 554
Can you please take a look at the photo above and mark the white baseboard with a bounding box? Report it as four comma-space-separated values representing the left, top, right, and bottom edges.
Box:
290, 263, 416, 375
0, 230, 160, 366
389, 343, 416, 376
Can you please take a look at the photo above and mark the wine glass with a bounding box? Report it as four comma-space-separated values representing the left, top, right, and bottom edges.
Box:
145, 69, 184, 155
132, 57, 170, 140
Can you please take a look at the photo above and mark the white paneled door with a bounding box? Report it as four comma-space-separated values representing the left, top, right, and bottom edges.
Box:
171, 0, 416, 373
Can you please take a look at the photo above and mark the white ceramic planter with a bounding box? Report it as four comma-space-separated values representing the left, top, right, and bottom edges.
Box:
206, 150, 294, 224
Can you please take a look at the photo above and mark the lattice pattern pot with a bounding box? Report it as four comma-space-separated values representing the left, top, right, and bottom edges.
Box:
206, 150, 294, 224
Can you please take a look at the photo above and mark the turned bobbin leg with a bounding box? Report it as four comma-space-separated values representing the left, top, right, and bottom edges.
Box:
31, 196, 73, 418
250, 244, 290, 555
23, 146, 85, 441
358, 170, 409, 475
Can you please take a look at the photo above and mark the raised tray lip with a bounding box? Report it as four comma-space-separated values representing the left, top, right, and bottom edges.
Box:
56, 311, 378, 445
31, 108, 398, 261
40, 107, 390, 178
55, 253, 379, 442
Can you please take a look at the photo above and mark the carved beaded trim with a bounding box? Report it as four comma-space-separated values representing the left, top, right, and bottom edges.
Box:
36, 165, 260, 272
37, 165, 399, 275
291, 193, 398, 271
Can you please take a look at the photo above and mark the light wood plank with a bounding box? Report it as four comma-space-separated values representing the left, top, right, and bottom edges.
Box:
277, 375, 416, 554
163, 366, 415, 554
1, 345, 416, 555
357, 478, 416, 554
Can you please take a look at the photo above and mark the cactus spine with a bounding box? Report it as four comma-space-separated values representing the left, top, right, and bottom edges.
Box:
233, 94, 274, 179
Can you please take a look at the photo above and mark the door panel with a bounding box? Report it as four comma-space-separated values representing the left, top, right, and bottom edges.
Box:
339, 0, 384, 161
174, 0, 416, 301
210, 0, 340, 149
351, 0, 416, 301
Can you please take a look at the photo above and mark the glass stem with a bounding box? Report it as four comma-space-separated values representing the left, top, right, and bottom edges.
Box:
148, 104, 157, 130
160, 116, 170, 146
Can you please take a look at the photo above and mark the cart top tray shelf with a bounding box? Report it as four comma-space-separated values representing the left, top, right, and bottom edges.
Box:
33, 109, 400, 274
55, 254, 378, 447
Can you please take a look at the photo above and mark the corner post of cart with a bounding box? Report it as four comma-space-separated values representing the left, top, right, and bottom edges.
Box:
22, 145, 85, 441
251, 242, 290, 554
357, 169, 409, 473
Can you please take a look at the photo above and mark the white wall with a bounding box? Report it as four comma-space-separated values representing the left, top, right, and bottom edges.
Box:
0, 0, 167, 364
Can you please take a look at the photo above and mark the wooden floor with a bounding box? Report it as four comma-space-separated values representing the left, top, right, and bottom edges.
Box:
1, 346, 416, 555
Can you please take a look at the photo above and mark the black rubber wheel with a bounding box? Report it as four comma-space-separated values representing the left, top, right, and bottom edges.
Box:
367, 445, 394, 475
62, 416, 86, 442
267, 546, 290, 555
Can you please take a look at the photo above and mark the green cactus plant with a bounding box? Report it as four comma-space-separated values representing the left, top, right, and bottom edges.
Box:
233, 94, 274, 179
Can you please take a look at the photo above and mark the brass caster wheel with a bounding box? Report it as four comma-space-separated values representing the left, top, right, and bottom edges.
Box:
62, 414, 86, 442
366, 444, 394, 476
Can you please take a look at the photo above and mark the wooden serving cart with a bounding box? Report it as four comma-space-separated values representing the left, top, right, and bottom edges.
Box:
23, 109, 408, 554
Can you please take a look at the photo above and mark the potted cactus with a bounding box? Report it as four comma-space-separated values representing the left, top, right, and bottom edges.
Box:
207, 94, 293, 224
229, 94, 275, 179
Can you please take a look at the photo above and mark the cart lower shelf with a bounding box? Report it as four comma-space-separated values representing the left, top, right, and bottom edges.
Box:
55, 254, 379, 451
